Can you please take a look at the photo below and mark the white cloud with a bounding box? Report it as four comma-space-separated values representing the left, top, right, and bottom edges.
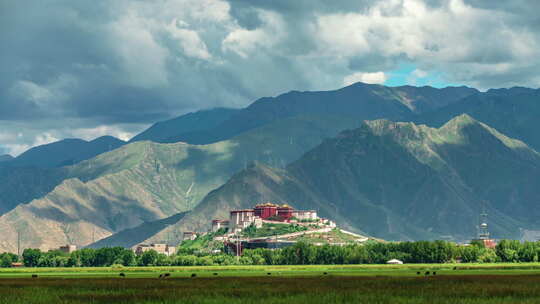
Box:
2, 133, 59, 157
10, 74, 76, 107
406, 68, 429, 85
315, 0, 540, 88
343, 72, 387, 86
33, 133, 59, 147
412, 69, 428, 78
166, 19, 212, 60
0, 120, 145, 156
2, 0, 540, 155
107, 12, 170, 88
11, 81, 55, 103
70, 125, 134, 142
222, 10, 285, 58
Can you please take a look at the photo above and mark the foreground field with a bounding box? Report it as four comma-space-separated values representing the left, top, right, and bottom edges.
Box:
1, 264, 540, 303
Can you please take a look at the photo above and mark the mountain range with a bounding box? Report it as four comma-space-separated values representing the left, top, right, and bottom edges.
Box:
0, 82, 538, 252
143, 115, 540, 243
138, 83, 478, 145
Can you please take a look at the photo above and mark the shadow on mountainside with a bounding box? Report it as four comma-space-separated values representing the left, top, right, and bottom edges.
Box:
85, 212, 189, 248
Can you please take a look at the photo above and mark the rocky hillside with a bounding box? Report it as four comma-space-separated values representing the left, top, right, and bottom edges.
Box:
147, 115, 540, 242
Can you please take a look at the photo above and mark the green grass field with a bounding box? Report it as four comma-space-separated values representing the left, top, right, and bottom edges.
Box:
1, 264, 540, 303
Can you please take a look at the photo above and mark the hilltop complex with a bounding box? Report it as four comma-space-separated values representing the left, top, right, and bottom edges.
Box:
177, 203, 370, 254
211, 203, 327, 233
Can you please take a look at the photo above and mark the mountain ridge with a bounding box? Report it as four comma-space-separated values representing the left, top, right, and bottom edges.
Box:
5, 136, 126, 168
150, 82, 478, 145
130, 108, 239, 143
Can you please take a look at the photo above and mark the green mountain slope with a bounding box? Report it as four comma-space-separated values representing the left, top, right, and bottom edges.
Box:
153, 115, 540, 243
416, 88, 540, 151
130, 108, 239, 143
0, 115, 365, 252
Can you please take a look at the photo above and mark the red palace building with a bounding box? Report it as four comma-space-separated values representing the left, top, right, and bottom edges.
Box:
254, 203, 278, 219
277, 205, 294, 220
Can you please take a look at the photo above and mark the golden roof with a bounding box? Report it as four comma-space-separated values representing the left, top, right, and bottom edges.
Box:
255, 202, 278, 207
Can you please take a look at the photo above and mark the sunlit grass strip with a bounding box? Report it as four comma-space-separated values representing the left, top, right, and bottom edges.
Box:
2, 263, 540, 276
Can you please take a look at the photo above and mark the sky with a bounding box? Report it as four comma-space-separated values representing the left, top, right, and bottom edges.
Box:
1, 0, 539, 156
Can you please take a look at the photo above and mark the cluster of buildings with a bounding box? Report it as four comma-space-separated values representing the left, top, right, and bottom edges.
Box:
134, 243, 176, 256
210, 203, 319, 234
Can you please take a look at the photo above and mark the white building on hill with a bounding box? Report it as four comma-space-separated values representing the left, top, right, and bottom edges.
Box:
292, 210, 318, 220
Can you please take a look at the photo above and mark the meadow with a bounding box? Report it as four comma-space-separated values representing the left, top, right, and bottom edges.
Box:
1, 264, 540, 303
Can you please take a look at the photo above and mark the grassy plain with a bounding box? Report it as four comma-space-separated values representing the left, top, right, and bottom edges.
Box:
1, 264, 540, 303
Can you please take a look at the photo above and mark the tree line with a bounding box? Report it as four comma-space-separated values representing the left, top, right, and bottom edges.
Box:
1, 240, 540, 267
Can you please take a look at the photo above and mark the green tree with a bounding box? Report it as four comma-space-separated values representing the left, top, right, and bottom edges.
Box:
496, 240, 520, 262
95, 247, 125, 267
196, 256, 214, 266
118, 249, 136, 266
281, 242, 316, 265
174, 255, 197, 266
139, 250, 159, 266
22, 248, 42, 267
518, 242, 537, 262
0, 253, 18, 267
478, 248, 497, 263
155, 254, 172, 266
460, 245, 481, 263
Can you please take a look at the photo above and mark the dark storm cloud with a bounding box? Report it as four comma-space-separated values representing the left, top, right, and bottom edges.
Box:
0, 0, 539, 155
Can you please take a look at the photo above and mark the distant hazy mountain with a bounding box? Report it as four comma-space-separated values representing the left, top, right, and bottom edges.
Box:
417, 87, 540, 151
154, 115, 540, 242
0, 155, 13, 162
8, 136, 125, 168
130, 108, 239, 143
143, 83, 478, 144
